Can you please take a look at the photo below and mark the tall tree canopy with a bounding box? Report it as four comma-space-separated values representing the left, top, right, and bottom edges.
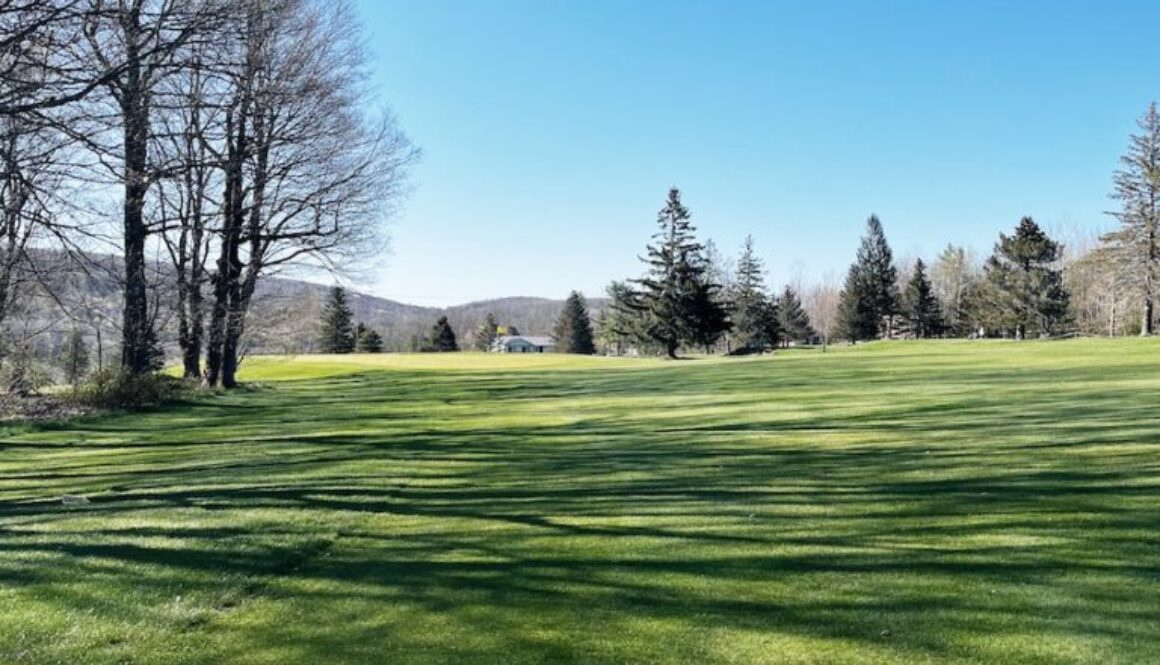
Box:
983, 217, 1070, 338
838, 215, 900, 341
1102, 101, 1160, 335
553, 291, 596, 354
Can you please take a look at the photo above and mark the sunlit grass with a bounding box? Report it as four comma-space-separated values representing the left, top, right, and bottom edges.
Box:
2, 339, 1159, 663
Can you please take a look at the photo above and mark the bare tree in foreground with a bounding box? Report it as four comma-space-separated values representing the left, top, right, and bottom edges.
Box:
202, 0, 416, 388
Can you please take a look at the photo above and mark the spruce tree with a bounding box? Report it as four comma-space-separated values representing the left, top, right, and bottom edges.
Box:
687, 273, 733, 353
984, 217, 1070, 338
356, 325, 384, 353
838, 263, 876, 342
553, 291, 596, 354
425, 316, 459, 352
629, 188, 728, 357
902, 259, 944, 338
473, 313, 500, 351
1103, 101, 1160, 335
838, 215, 900, 341
777, 286, 815, 345
318, 286, 356, 353
731, 236, 777, 351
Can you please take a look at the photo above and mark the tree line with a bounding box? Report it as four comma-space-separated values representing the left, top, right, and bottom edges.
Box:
0, 0, 416, 392
323, 94, 1160, 362
595, 101, 1160, 357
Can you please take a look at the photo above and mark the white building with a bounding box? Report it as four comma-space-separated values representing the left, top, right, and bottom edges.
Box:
493, 335, 555, 353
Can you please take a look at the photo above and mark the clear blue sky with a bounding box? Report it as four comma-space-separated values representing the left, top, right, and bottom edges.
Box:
354, 0, 1159, 306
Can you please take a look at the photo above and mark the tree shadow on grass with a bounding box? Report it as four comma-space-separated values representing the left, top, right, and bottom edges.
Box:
2, 350, 1160, 663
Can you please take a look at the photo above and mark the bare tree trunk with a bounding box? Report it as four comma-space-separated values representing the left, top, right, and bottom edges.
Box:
120, 61, 152, 373
204, 98, 246, 387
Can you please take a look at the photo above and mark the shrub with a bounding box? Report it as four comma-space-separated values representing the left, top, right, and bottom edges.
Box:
0, 351, 53, 397
68, 369, 186, 410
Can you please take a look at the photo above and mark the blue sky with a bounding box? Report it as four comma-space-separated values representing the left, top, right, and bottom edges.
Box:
354, 0, 1159, 306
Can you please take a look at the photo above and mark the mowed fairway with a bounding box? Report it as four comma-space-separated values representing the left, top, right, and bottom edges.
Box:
2, 341, 1159, 664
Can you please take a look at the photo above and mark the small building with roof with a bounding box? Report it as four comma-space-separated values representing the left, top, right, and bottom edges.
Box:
493, 335, 555, 353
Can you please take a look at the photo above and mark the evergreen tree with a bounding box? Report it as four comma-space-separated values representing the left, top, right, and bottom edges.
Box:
777, 286, 815, 345
601, 280, 644, 355
629, 188, 728, 357
317, 286, 356, 353
730, 236, 777, 351
59, 328, 90, 385
838, 215, 900, 341
1103, 101, 1160, 335
356, 324, 384, 353
553, 291, 596, 354
688, 273, 733, 353
425, 316, 459, 352
473, 313, 500, 351
838, 262, 877, 342
902, 259, 944, 338
983, 217, 1070, 338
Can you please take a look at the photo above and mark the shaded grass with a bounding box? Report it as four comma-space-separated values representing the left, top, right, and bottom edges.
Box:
1, 339, 1159, 664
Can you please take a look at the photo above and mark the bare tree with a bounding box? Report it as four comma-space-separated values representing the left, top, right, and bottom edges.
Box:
202, 0, 416, 388
0, 1, 111, 115
1102, 102, 1160, 336
804, 270, 840, 349
74, 0, 221, 373
153, 38, 224, 377
930, 244, 978, 336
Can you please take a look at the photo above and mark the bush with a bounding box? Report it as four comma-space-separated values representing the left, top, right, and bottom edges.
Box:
0, 352, 53, 397
68, 369, 186, 410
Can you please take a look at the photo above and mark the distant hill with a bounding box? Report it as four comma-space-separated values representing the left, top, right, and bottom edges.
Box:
17, 249, 608, 355
250, 279, 608, 352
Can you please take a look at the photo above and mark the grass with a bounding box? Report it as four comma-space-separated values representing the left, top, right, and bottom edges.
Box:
1, 339, 1159, 664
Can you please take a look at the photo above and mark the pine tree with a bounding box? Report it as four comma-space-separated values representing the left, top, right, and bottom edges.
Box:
318, 286, 356, 353
902, 259, 944, 338
984, 217, 1070, 338
553, 291, 596, 354
356, 325, 384, 353
838, 215, 900, 341
59, 328, 90, 385
730, 236, 777, 351
425, 316, 459, 352
1103, 101, 1160, 335
629, 188, 728, 357
777, 286, 815, 345
473, 313, 500, 351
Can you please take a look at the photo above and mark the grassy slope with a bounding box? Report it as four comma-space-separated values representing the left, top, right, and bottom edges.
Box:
1, 340, 1158, 664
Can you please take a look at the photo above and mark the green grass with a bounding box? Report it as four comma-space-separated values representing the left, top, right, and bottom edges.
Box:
2, 340, 1159, 664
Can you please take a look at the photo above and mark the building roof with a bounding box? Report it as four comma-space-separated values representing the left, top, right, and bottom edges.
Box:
496, 335, 555, 347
